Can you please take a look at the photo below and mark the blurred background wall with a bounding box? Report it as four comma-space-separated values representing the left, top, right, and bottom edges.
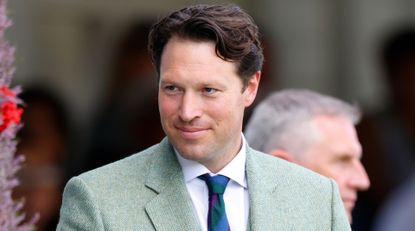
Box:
6, 0, 415, 230
8, 0, 415, 124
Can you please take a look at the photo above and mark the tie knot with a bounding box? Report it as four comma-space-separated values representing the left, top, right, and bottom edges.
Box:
198, 174, 230, 195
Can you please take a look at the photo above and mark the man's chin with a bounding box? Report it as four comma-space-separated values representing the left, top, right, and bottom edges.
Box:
175, 144, 204, 160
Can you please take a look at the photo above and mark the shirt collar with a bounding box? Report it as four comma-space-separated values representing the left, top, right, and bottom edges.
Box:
175, 133, 247, 188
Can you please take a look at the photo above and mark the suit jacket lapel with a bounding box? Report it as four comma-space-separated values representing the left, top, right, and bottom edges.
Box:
246, 147, 291, 230
144, 138, 201, 231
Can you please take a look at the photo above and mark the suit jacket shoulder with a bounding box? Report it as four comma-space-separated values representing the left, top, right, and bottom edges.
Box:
57, 138, 201, 231
246, 148, 351, 230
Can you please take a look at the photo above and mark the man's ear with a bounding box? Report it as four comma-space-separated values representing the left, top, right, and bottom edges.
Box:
243, 71, 261, 107
269, 149, 296, 163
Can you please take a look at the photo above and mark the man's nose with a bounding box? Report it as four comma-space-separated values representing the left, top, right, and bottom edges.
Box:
350, 161, 370, 191
179, 92, 202, 122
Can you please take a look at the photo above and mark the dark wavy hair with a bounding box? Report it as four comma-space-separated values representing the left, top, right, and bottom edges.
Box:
148, 4, 263, 88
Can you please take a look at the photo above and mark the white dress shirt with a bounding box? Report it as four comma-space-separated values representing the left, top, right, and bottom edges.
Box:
175, 135, 249, 231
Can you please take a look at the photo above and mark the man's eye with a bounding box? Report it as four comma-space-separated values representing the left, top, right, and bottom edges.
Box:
165, 85, 178, 92
204, 87, 217, 95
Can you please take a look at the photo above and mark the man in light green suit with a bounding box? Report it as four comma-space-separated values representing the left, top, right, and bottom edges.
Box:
57, 4, 351, 231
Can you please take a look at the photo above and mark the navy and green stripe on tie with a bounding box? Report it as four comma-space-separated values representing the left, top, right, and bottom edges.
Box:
198, 173, 231, 231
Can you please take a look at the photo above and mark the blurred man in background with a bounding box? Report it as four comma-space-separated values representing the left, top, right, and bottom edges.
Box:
245, 89, 370, 223
15, 86, 69, 231
85, 20, 164, 171
354, 26, 415, 230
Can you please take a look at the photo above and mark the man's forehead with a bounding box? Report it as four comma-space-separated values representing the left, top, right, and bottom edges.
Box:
310, 115, 362, 155
160, 37, 239, 74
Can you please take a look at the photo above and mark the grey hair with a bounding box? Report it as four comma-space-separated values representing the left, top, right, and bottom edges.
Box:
244, 89, 361, 157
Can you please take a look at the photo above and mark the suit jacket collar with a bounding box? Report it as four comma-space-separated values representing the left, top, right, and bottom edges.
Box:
144, 138, 289, 231
144, 138, 201, 231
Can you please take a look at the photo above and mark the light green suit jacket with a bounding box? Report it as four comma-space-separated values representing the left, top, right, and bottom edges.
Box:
57, 138, 350, 230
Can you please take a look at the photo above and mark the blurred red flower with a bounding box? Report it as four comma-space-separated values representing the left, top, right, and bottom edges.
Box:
0, 86, 23, 133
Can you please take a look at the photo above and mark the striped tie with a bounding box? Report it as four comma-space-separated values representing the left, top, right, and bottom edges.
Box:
198, 174, 230, 231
